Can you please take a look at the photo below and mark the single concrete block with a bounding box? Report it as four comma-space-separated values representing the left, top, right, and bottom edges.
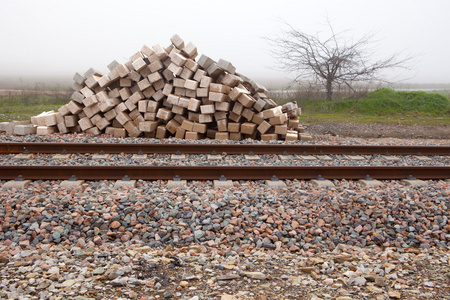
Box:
53, 154, 72, 160
0, 121, 10, 131
285, 132, 299, 142
317, 155, 333, 161
43, 113, 57, 127
413, 155, 432, 161
245, 154, 260, 160
92, 154, 109, 160
346, 155, 365, 161
217, 58, 236, 74
299, 134, 313, 142
13, 120, 31, 126
278, 154, 294, 161
132, 154, 148, 160
311, 179, 335, 188
36, 126, 55, 136
214, 180, 234, 188
13, 153, 34, 160
4, 122, 14, 134
198, 54, 215, 69
114, 180, 137, 189
262, 106, 283, 119
57, 122, 69, 134
265, 180, 287, 188
171, 154, 186, 160
60, 180, 85, 189
2, 180, 32, 190
167, 180, 187, 188
207, 154, 222, 161
182, 42, 197, 58
402, 179, 428, 187
171, 34, 185, 49
383, 155, 401, 162
298, 155, 317, 161
14, 124, 36, 136
359, 179, 384, 187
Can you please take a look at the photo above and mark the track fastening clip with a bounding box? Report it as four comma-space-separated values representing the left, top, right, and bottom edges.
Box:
364, 174, 373, 181
315, 174, 325, 181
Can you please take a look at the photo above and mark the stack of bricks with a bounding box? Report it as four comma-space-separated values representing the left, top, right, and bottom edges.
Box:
29, 35, 309, 141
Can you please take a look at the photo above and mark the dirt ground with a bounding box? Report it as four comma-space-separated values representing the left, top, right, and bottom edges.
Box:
306, 123, 450, 140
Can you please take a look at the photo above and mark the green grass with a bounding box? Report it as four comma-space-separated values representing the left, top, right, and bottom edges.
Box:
1, 88, 449, 127
298, 113, 449, 126
288, 88, 450, 125
429, 89, 450, 99
0, 94, 70, 122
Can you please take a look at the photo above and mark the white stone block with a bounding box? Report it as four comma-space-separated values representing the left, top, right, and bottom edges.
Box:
36, 126, 55, 135
2, 180, 32, 190
64, 115, 79, 127
359, 179, 384, 187
214, 180, 234, 189
60, 180, 85, 189
114, 180, 137, 189
57, 122, 69, 134
311, 179, 335, 188
182, 42, 197, 58
14, 125, 36, 135
167, 180, 187, 188
197, 54, 215, 69
73, 72, 86, 85
170, 34, 185, 49
217, 58, 236, 74
265, 180, 287, 188
78, 117, 93, 131
402, 179, 428, 187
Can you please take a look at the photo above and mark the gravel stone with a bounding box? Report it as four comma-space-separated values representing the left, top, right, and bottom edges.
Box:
0, 132, 448, 299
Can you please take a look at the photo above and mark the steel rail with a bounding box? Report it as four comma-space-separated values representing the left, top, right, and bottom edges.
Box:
0, 143, 449, 155
0, 165, 448, 180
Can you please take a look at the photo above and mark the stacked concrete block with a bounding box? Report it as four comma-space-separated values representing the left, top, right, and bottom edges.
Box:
0, 122, 10, 132
1, 121, 33, 135
14, 124, 37, 136
21, 35, 306, 141
37, 126, 55, 135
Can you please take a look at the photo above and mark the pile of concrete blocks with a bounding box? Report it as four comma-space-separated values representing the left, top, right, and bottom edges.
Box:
6, 35, 311, 141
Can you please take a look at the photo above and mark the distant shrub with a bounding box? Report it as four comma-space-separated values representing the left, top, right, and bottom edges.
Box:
351, 88, 450, 116
288, 88, 450, 116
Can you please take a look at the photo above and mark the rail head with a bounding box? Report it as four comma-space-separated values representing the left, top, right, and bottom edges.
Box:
1, 142, 449, 155
0, 165, 448, 180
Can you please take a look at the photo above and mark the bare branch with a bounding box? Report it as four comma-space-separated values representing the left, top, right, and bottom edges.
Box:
265, 19, 416, 100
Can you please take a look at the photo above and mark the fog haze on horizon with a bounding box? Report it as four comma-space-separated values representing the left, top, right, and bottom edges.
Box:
1, 0, 449, 88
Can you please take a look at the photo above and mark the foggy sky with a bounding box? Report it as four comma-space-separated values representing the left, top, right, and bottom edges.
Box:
0, 0, 449, 88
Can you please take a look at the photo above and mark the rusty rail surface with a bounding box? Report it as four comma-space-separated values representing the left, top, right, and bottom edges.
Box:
0, 143, 449, 155
0, 166, 448, 180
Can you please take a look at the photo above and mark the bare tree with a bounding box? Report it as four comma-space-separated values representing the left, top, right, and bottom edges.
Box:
266, 21, 414, 100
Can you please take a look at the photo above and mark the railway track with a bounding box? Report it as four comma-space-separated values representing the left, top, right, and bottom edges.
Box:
1, 142, 449, 155
0, 165, 448, 180
0, 143, 448, 181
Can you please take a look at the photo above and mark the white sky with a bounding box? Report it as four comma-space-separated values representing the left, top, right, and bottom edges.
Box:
0, 0, 449, 88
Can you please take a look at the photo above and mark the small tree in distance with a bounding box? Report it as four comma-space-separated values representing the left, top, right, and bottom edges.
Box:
266, 20, 414, 101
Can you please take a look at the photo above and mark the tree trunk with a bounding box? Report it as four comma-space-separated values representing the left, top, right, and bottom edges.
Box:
326, 79, 333, 101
